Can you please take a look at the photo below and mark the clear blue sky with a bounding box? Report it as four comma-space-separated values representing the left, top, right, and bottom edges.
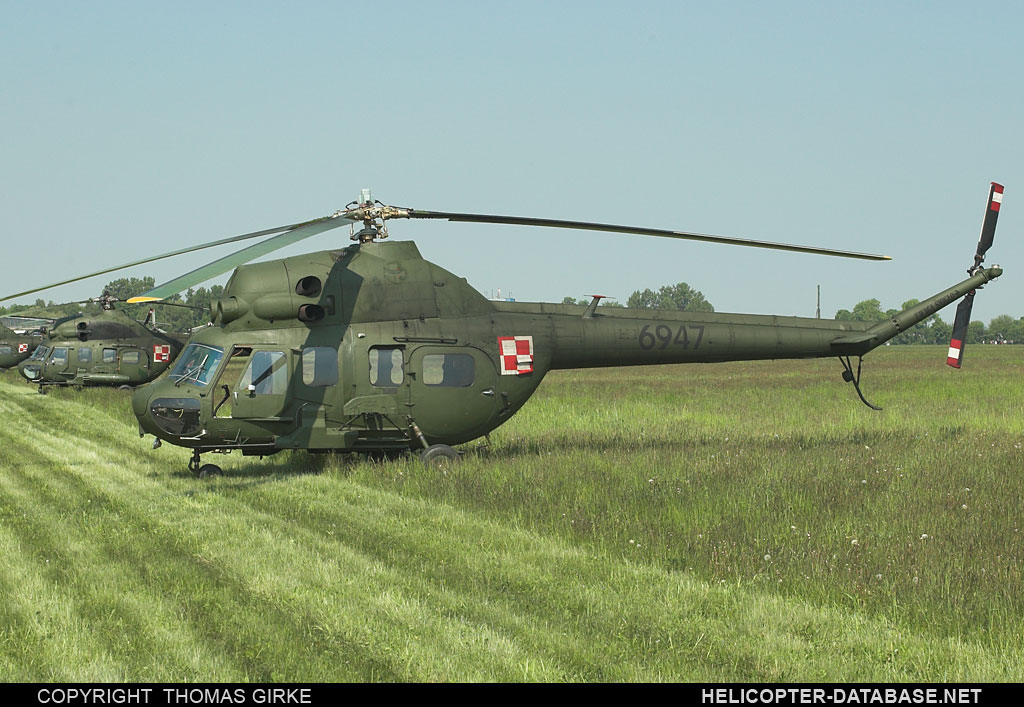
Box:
2, 1, 1022, 323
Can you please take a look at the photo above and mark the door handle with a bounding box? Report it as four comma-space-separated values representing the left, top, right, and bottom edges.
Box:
482, 387, 495, 397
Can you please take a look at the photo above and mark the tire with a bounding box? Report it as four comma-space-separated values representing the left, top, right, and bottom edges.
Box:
198, 464, 222, 478
420, 444, 459, 467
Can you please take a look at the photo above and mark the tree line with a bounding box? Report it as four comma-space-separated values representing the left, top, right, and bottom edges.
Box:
834, 298, 1021, 345
563, 282, 714, 312
561, 284, 1022, 345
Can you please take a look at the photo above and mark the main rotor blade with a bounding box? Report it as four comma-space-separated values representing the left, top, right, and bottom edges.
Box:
127, 215, 351, 303
0, 214, 350, 304
402, 210, 891, 261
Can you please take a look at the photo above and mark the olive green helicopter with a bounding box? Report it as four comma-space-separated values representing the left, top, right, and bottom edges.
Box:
0, 320, 49, 371
0, 293, 196, 391
2, 186, 1004, 474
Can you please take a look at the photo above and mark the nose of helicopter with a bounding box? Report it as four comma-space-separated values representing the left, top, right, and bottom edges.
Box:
131, 384, 152, 422
18, 360, 42, 382
132, 382, 203, 438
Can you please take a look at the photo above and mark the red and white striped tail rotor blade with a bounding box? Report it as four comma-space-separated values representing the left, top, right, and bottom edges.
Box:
976, 183, 1004, 262
946, 294, 975, 369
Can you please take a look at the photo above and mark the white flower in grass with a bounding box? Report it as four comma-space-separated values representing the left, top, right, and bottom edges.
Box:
851, 538, 859, 546
764, 554, 771, 561
920, 534, 929, 540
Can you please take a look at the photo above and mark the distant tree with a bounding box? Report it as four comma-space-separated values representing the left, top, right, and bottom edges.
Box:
987, 314, 1019, 343
927, 316, 952, 345
561, 296, 580, 305
626, 282, 713, 312
851, 299, 884, 322
966, 320, 986, 344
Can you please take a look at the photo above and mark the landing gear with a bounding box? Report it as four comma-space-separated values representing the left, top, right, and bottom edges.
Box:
420, 443, 459, 467
187, 449, 222, 477
839, 356, 881, 411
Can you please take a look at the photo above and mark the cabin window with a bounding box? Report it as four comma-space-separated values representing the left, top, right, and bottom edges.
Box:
77, 348, 92, 363
0, 346, 11, 355
302, 347, 338, 387
240, 351, 288, 395
369, 346, 404, 387
49, 347, 68, 366
102, 348, 116, 363
121, 350, 141, 365
422, 353, 475, 387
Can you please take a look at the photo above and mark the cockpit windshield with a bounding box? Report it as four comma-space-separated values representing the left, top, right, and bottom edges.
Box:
30, 345, 49, 361
169, 343, 224, 387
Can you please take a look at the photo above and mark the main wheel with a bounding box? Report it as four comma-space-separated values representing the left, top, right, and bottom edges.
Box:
198, 464, 222, 478
420, 444, 459, 467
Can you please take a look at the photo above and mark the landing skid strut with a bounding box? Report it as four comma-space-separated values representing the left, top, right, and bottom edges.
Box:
839, 356, 881, 411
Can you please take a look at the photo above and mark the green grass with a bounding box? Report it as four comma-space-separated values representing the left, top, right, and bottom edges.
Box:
0, 345, 1022, 681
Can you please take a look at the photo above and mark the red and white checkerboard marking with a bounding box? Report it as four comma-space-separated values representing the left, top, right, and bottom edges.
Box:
153, 344, 171, 363
498, 335, 534, 375
18, 343, 29, 353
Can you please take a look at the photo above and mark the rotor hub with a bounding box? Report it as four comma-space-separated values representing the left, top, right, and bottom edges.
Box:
343, 189, 412, 242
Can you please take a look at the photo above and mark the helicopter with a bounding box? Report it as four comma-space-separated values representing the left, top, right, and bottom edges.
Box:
8, 293, 192, 392
0, 322, 47, 371
2, 186, 1003, 474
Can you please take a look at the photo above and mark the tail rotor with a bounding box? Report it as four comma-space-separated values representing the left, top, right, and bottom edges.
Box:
947, 183, 1003, 369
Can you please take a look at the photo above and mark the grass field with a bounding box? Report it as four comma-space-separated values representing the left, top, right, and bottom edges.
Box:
1, 345, 1022, 681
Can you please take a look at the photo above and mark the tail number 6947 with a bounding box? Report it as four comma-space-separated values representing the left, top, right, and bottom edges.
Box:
638, 324, 704, 351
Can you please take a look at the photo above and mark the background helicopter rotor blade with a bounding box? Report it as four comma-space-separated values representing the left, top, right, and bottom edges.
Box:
401, 209, 892, 261
0, 213, 352, 304
127, 214, 352, 303
947, 182, 1004, 369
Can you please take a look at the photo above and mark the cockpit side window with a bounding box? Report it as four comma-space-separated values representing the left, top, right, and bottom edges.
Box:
49, 347, 68, 366
31, 346, 49, 361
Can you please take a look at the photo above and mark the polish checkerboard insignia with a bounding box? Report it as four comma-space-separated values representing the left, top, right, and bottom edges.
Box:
153, 344, 171, 362
498, 335, 533, 375
18, 343, 29, 353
